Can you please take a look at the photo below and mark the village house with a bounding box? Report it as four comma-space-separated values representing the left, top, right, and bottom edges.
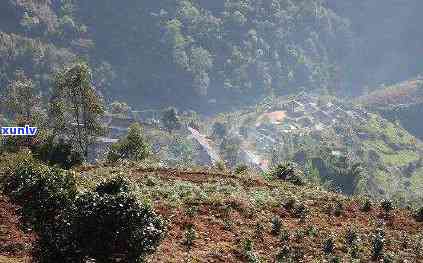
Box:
283, 100, 305, 114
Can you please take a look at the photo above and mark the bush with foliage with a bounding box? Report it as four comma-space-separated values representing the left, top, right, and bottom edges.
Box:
219, 136, 242, 168
415, 207, 423, 222
371, 228, 386, 260
284, 197, 297, 211
271, 216, 282, 236
1, 156, 166, 262
107, 123, 150, 162
381, 199, 394, 215
276, 245, 304, 263
32, 137, 82, 169
360, 198, 373, 212
234, 164, 248, 175
168, 136, 194, 166
242, 239, 260, 263
2, 153, 77, 229
49, 62, 105, 159
305, 225, 318, 237
345, 228, 359, 247
334, 201, 344, 217
38, 176, 166, 262
293, 203, 309, 219
212, 122, 227, 139
95, 175, 131, 195
183, 224, 197, 248
323, 236, 335, 255
269, 163, 305, 186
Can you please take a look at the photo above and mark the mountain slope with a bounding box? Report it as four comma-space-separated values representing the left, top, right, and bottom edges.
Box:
357, 78, 423, 140
77, 165, 423, 262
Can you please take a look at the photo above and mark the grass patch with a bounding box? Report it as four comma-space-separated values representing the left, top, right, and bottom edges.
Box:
363, 138, 419, 167
380, 150, 419, 167
364, 114, 416, 146
363, 140, 394, 154
410, 168, 423, 193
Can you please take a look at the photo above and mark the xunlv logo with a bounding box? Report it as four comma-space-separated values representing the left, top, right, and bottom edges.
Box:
1, 125, 38, 136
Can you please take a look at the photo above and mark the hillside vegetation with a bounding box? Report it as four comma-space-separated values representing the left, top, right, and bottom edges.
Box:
1, 1, 423, 109
1, 1, 423, 262
357, 79, 423, 141
0, 154, 422, 262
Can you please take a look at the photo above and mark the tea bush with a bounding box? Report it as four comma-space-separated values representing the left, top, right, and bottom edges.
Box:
381, 199, 394, 214
32, 137, 82, 169
234, 164, 248, 175
371, 228, 386, 260
39, 179, 166, 262
1, 157, 165, 263
271, 216, 282, 236
414, 207, 423, 222
270, 163, 305, 186
323, 236, 335, 255
183, 224, 197, 248
2, 154, 77, 229
360, 198, 373, 212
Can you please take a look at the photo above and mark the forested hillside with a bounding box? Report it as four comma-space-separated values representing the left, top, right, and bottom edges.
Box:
1, 2, 423, 262
1, 0, 422, 111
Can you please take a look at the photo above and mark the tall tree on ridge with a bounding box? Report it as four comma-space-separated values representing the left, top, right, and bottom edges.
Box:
49, 62, 105, 158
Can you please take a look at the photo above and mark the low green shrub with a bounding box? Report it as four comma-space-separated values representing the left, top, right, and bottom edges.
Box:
95, 175, 131, 195
255, 222, 265, 240
2, 159, 165, 263
305, 225, 318, 237
345, 228, 358, 247
269, 163, 304, 186
32, 137, 82, 169
39, 182, 166, 262
323, 236, 335, 255
283, 197, 297, 211
243, 239, 260, 263
2, 154, 77, 229
293, 203, 309, 219
334, 201, 344, 217
414, 207, 423, 222
271, 216, 282, 236
183, 224, 197, 248
234, 164, 248, 175
279, 227, 290, 242
381, 199, 394, 214
276, 245, 290, 262
360, 198, 372, 212
276, 245, 304, 262
185, 205, 199, 218
371, 228, 385, 260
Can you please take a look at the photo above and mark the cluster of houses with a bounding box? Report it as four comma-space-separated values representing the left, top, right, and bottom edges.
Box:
244, 93, 373, 161
264, 93, 370, 134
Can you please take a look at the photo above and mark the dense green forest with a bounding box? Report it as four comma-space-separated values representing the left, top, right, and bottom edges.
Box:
0, 0, 422, 111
